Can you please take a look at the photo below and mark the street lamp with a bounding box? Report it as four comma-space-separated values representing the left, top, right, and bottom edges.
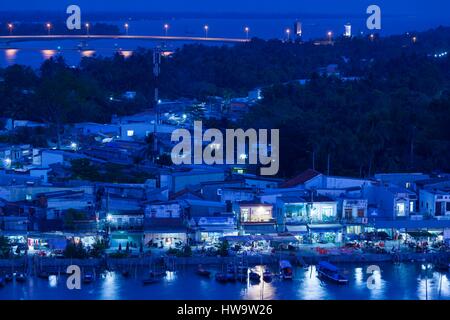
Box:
46, 23, 52, 35
85, 23, 90, 36
369, 33, 375, 41
285, 28, 291, 41
204, 25, 209, 38
244, 26, 250, 39
124, 23, 129, 35
164, 23, 169, 36
7, 23, 13, 36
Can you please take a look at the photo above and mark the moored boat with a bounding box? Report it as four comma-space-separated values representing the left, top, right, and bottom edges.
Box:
16, 273, 27, 283
279, 260, 293, 280
263, 270, 273, 283
196, 265, 211, 277
249, 270, 261, 283
4, 273, 13, 282
83, 273, 94, 284
316, 261, 348, 284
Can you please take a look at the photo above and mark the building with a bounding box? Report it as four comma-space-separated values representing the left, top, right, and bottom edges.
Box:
234, 202, 276, 235
363, 183, 418, 220
143, 200, 189, 248
420, 188, 450, 219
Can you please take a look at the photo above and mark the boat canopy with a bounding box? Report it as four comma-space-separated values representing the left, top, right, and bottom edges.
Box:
318, 261, 339, 272
279, 260, 293, 269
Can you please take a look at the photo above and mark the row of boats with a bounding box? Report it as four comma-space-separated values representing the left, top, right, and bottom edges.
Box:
0, 272, 27, 286
137, 260, 349, 286
200, 261, 349, 285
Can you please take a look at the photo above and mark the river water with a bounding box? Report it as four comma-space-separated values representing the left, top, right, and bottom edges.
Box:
0, 263, 448, 300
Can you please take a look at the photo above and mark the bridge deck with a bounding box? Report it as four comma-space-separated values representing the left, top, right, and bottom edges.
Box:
0, 35, 248, 43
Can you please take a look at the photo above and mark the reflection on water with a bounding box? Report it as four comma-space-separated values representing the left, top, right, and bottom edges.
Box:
80, 50, 96, 58
0, 263, 448, 300
41, 49, 57, 60
119, 50, 133, 58
4, 49, 18, 65
297, 265, 326, 300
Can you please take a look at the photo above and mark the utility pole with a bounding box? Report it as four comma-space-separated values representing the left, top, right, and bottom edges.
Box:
153, 47, 161, 155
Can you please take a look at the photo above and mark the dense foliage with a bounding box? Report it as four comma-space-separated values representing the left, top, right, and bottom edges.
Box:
0, 26, 450, 177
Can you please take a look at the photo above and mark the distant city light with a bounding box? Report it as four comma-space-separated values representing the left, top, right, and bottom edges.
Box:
182, 114, 187, 120
244, 26, 250, 39
7, 23, 13, 35
124, 23, 129, 35
85, 23, 90, 35
204, 25, 209, 38
3, 158, 12, 167
107, 214, 113, 222
344, 23, 352, 38
70, 142, 78, 150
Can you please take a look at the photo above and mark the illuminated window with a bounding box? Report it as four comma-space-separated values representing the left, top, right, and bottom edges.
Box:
127, 130, 134, 137
396, 203, 405, 216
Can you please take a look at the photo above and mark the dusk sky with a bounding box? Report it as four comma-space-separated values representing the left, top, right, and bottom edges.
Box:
0, 0, 448, 18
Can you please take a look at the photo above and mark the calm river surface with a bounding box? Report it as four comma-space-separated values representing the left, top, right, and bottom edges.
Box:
0, 263, 448, 300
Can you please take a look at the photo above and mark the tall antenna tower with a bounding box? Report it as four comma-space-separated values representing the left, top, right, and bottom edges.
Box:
153, 47, 161, 155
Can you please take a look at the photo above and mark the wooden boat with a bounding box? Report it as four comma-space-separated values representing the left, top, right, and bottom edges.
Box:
4, 273, 13, 282
38, 271, 50, 279
83, 273, 94, 284
279, 260, 293, 280
263, 270, 273, 283
215, 272, 228, 283
16, 273, 27, 283
316, 261, 348, 284
196, 265, 211, 277
249, 270, 261, 283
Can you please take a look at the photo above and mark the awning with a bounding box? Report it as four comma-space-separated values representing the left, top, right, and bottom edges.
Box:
286, 225, 308, 234
242, 224, 276, 234
307, 224, 343, 233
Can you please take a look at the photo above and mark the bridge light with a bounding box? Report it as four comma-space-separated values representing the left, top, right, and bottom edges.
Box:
204, 25, 209, 38
327, 31, 333, 42
46, 23, 52, 35
164, 23, 169, 36
285, 28, 291, 41
124, 23, 129, 35
244, 26, 250, 39
85, 23, 90, 35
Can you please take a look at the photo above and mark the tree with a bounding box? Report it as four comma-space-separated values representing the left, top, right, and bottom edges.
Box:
0, 236, 11, 258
